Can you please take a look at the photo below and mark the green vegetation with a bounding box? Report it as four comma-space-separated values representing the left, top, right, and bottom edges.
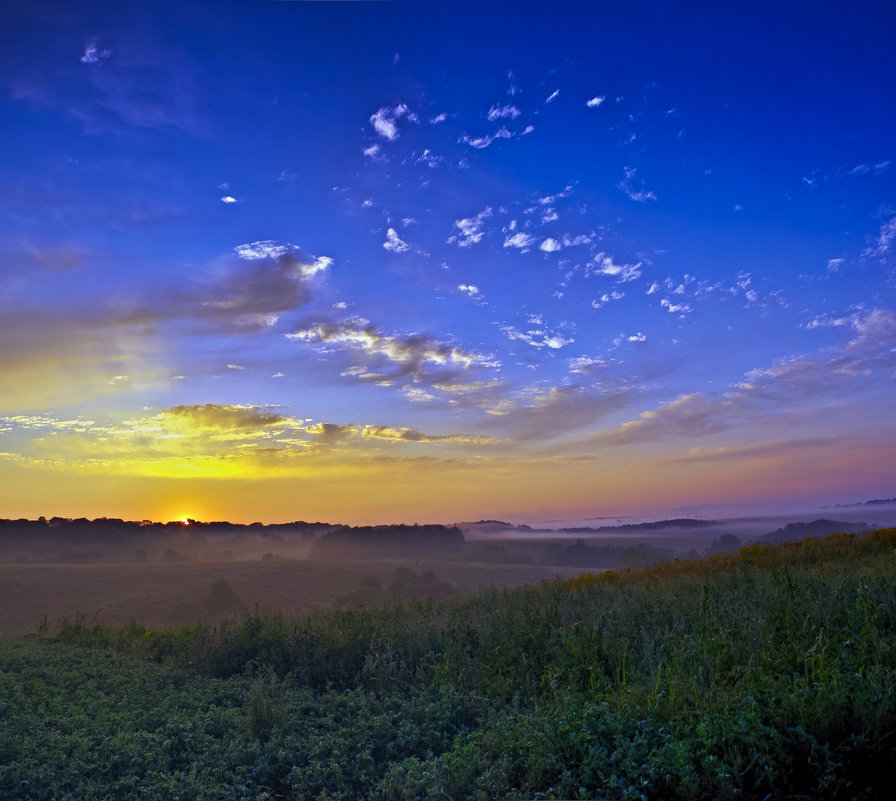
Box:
2, 530, 895, 799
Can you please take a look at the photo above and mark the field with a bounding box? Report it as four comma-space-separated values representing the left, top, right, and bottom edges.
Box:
0, 557, 584, 637
2, 529, 895, 799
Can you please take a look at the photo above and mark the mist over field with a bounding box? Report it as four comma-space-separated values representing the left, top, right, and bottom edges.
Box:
2, 499, 893, 637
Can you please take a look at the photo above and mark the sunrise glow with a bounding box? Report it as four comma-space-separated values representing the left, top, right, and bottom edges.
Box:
1, 1, 894, 524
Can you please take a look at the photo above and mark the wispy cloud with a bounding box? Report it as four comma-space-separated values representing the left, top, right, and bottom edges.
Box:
449, 207, 493, 247
618, 167, 657, 202
586, 96, 605, 108
487, 104, 520, 121
459, 127, 514, 149
499, 316, 574, 350
504, 232, 537, 251
286, 319, 498, 386
862, 215, 896, 260
588, 253, 642, 282
80, 38, 111, 65
457, 283, 485, 304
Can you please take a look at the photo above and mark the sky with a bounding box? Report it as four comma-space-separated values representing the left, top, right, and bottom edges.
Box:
1, 0, 895, 525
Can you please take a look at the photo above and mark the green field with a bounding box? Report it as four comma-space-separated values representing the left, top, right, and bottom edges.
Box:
2, 530, 895, 799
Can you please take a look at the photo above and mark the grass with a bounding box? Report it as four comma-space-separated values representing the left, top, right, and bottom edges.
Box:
1, 529, 895, 799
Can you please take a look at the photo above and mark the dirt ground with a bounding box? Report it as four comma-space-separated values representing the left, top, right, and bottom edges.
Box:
0, 557, 586, 637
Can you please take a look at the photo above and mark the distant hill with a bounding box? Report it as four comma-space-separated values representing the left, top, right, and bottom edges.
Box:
760, 519, 868, 544
460, 518, 719, 536
830, 497, 896, 508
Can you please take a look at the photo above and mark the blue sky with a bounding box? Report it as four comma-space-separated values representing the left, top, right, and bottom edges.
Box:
1, 0, 894, 523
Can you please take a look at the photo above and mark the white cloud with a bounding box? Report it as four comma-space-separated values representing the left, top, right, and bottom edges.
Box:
403, 386, 437, 403
586, 96, 605, 108
627, 332, 647, 342
383, 228, 410, 253
561, 233, 591, 247
369, 103, 411, 141
568, 356, 606, 375
540, 238, 562, 253
430, 112, 447, 124
459, 128, 514, 149
661, 298, 692, 314
450, 207, 493, 247
233, 241, 332, 276
415, 148, 443, 168
363, 144, 383, 160
499, 320, 574, 349
545, 90, 559, 104
863, 215, 896, 260
221, 195, 238, 204
504, 232, 537, 250
618, 167, 657, 202
487, 104, 521, 122
591, 291, 625, 309
80, 38, 110, 64
287, 319, 498, 382
458, 283, 485, 304
826, 258, 845, 273
590, 253, 642, 282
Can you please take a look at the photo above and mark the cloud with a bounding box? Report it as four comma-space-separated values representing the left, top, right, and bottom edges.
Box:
539, 238, 562, 253
459, 127, 514, 149
618, 167, 657, 202
862, 215, 896, 260
383, 227, 410, 253
504, 232, 537, 250
738, 308, 896, 398
586, 96, 605, 107
1, 404, 501, 478
486, 383, 633, 441
487, 104, 520, 121
286, 319, 498, 385
80, 38, 111, 65
182, 241, 331, 332
162, 404, 284, 430
660, 298, 692, 314
415, 148, 443, 168
363, 144, 384, 161
545, 90, 559, 104
449, 207, 493, 247
220, 195, 238, 204
359, 425, 498, 445
591, 291, 625, 309
826, 258, 845, 273
369, 103, 412, 140
499, 318, 574, 350
72, 40, 208, 135
586, 307, 896, 451
590, 393, 732, 447
589, 253, 642, 282
430, 112, 447, 124
458, 283, 485, 304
